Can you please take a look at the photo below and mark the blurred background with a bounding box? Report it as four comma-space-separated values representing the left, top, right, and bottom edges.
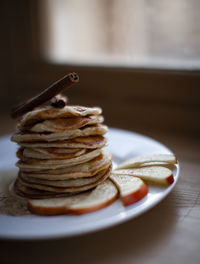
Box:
0, 0, 200, 137
1, 2, 200, 263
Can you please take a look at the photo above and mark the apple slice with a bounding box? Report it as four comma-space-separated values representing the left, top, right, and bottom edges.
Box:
113, 166, 174, 185
117, 154, 177, 170
28, 196, 73, 216
67, 179, 118, 214
28, 179, 118, 216
133, 161, 175, 169
110, 174, 148, 206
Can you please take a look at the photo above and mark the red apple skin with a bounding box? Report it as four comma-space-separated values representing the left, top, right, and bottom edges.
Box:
28, 202, 66, 216
121, 182, 148, 206
66, 193, 118, 215
166, 174, 174, 185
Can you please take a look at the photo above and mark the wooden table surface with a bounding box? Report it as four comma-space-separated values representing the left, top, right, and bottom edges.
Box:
0, 115, 200, 264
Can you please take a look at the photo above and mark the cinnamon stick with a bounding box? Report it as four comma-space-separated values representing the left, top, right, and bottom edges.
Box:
11, 72, 79, 118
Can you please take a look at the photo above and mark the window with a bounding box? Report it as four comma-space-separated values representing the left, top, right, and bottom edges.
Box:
40, 0, 200, 69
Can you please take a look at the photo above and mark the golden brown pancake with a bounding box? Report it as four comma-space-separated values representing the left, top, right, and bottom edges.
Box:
18, 136, 107, 149
20, 150, 112, 180
14, 179, 79, 199
17, 147, 87, 160
28, 115, 104, 133
17, 164, 112, 194
19, 164, 111, 188
11, 124, 108, 143
19, 105, 102, 128
16, 148, 102, 171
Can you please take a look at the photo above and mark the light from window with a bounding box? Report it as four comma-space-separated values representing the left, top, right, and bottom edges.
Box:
40, 0, 200, 69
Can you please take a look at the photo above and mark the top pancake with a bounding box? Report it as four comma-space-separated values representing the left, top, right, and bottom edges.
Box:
19, 105, 102, 127
18, 115, 104, 133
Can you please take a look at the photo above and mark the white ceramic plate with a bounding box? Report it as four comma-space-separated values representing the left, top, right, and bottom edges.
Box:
0, 128, 179, 240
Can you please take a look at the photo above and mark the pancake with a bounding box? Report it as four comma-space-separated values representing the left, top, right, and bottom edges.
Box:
34, 147, 84, 154
12, 103, 112, 203
18, 136, 107, 149
19, 105, 102, 127
28, 115, 104, 133
17, 164, 112, 193
16, 148, 102, 171
19, 164, 111, 188
11, 124, 108, 143
17, 147, 87, 160
14, 179, 79, 199
20, 150, 112, 180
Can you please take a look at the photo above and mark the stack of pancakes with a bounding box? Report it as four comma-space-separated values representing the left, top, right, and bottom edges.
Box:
11, 105, 112, 199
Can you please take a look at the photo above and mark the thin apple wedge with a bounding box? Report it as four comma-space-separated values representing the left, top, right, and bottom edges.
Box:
117, 154, 177, 170
133, 161, 175, 169
110, 174, 148, 206
28, 179, 118, 216
113, 166, 174, 185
